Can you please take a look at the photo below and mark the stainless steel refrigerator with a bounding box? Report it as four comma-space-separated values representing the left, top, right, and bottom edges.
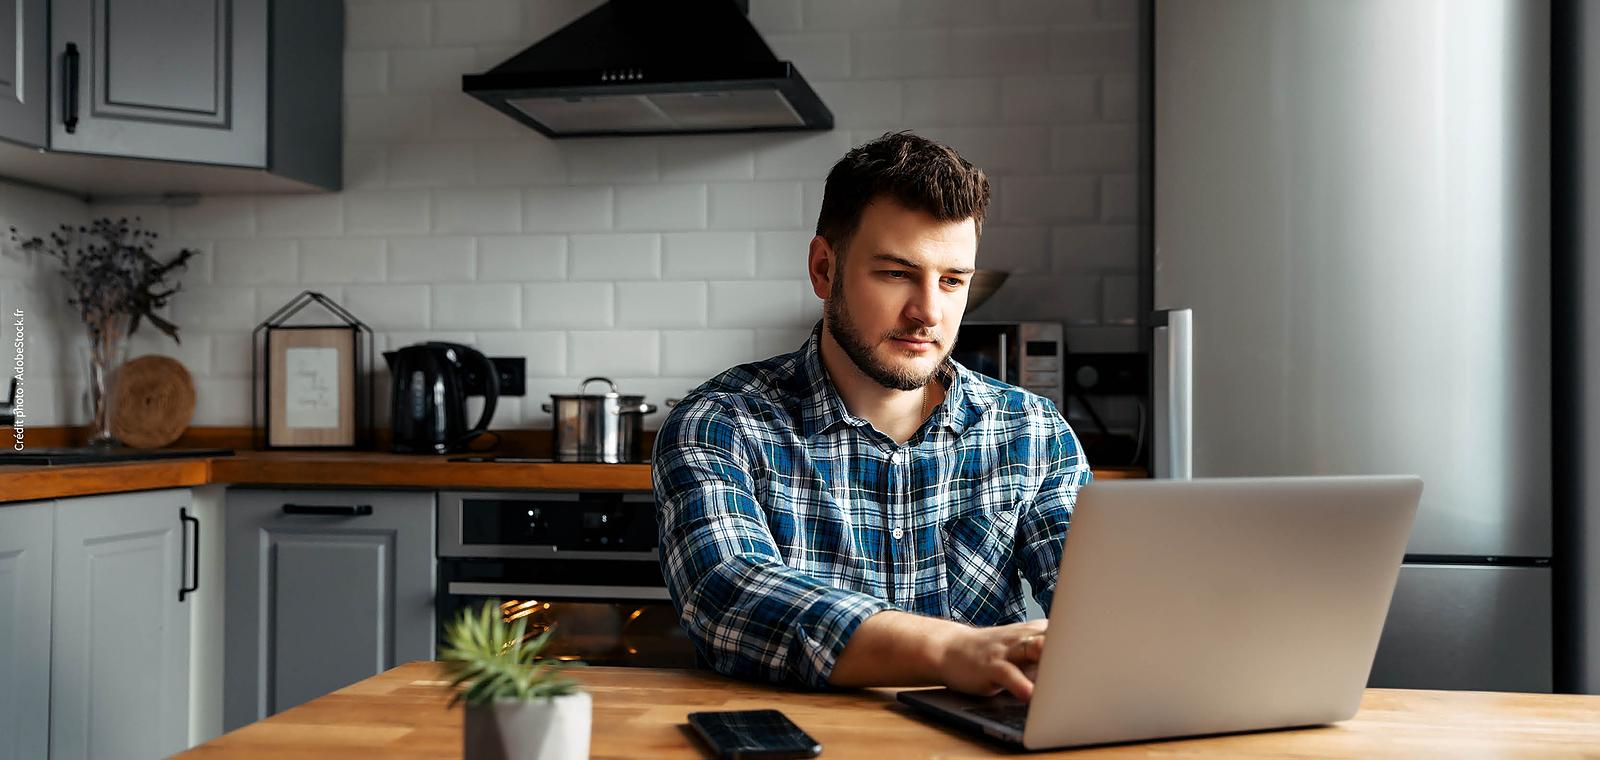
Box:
1150, 0, 1554, 692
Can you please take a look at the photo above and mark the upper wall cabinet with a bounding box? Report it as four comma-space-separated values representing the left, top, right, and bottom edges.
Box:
0, 0, 342, 198
0, 0, 47, 148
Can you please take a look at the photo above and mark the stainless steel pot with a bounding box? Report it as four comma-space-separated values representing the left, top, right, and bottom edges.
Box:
542, 377, 657, 463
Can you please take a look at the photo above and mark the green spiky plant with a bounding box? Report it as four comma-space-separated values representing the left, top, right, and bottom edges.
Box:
439, 600, 582, 708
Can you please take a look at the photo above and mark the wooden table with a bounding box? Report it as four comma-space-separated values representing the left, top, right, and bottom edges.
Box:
178, 661, 1600, 759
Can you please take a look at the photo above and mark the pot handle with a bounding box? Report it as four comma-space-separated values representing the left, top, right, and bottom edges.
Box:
618, 403, 658, 415
580, 376, 618, 395
540, 403, 552, 413
665, 397, 681, 408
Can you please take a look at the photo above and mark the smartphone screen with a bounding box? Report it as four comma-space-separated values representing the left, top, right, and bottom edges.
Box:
686, 709, 822, 759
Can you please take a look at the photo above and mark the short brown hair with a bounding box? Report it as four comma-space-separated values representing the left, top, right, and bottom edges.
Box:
815, 131, 990, 256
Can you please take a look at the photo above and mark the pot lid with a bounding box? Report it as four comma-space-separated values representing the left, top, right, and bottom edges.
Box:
547, 376, 644, 399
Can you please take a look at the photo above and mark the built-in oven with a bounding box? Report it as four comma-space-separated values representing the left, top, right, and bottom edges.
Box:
950, 321, 1065, 407
436, 491, 698, 668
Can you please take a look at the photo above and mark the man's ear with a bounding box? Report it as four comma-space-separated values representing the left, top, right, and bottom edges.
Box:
807, 235, 836, 300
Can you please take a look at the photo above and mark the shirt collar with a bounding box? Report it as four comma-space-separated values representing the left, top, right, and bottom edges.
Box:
792, 321, 995, 440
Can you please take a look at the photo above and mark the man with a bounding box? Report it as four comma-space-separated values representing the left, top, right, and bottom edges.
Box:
652, 131, 1092, 701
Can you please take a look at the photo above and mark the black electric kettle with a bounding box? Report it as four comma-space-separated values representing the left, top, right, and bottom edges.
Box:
383, 342, 499, 453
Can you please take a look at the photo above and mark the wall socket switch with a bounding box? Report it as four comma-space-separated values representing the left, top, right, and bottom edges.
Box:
462, 357, 526, 397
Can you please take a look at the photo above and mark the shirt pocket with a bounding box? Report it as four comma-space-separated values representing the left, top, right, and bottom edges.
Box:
939, 497, 1024, 626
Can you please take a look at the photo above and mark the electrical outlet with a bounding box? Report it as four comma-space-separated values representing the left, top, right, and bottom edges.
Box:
1064, 353, 1147, 395
462, 357, 526, 397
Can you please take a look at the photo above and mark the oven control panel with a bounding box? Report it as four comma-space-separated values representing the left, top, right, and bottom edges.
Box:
441, 491, 658, 557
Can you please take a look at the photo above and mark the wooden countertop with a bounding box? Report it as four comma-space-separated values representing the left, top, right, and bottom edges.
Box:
178, 661, 1600, 759
0, 447, 1148, 503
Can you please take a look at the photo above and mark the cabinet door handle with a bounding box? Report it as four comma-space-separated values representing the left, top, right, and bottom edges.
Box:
62, 43, 80, 134
179, 507, 199, 602
282, 503, 373, 517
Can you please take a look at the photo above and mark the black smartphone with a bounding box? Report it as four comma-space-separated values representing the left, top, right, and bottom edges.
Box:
686, 709, 822, 759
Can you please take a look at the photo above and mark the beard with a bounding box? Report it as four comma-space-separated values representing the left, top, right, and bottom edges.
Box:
823, 275, 953, 392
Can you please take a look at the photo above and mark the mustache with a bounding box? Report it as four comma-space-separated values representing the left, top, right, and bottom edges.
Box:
886, 330, 941, 345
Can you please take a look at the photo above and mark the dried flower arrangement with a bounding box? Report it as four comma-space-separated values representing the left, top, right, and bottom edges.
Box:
7, 217, 200, 445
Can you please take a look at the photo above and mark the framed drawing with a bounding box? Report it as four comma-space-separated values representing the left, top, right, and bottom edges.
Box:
253, 291, 375, 449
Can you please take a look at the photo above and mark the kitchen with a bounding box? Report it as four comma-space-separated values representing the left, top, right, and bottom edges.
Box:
1, 0, 1599, 758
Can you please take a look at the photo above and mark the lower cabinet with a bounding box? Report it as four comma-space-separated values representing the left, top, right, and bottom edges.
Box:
0, 502, 53, 760
224, 489, 435, 731
50, 489, 196, 760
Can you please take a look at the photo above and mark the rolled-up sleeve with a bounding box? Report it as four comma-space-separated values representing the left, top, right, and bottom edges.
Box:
652, 396, 892, 687
1014, 402, 1094, 614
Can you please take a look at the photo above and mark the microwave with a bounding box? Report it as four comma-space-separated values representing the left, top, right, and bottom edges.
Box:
949, 321, 1065, 408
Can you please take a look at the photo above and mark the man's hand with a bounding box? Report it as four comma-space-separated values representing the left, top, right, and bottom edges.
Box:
936, 620, 1048, 700
829, 611, 1048, 700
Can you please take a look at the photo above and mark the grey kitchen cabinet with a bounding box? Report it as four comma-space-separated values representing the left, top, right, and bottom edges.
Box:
224, 489, 436, 732
0, 0, 341, 197
0, 502, 52, 760
0, 0, 47, 147
51, 489, 196, 760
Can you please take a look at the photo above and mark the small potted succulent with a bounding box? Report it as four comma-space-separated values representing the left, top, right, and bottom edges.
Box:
440, 601, 591, 760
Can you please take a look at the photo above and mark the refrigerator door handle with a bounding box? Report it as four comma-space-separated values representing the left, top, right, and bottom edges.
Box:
1152, 308, 1193, 479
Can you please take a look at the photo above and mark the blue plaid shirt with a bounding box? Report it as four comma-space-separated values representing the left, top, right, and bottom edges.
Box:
652, 323, 1092, 687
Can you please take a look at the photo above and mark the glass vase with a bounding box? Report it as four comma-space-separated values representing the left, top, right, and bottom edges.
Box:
85, 313, 131, 448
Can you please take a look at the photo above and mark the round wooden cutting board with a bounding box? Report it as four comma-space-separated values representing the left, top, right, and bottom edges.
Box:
110, 355, 196, 448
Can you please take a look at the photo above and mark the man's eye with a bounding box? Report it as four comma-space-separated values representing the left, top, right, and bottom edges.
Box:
944, 278, 966, 287
883, 270, 908, 279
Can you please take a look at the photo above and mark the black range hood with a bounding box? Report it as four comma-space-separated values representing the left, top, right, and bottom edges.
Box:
462, 0, 833, 138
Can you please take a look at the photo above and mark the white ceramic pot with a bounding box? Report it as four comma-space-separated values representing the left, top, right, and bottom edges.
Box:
463, 692, 592, 760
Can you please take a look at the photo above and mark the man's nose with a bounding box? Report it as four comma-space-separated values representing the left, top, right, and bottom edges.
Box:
904, 277, 942, 329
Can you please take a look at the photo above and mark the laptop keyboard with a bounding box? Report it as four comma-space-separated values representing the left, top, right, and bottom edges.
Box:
963, 704, 1028, 731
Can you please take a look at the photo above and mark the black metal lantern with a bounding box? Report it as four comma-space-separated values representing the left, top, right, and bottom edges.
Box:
252, 291, 375, 450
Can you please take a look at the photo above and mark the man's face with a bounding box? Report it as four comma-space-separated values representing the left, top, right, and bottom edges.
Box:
814, 199, 978, 391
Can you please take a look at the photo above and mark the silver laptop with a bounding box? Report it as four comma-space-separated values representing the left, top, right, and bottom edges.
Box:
899, 475, 1422, 750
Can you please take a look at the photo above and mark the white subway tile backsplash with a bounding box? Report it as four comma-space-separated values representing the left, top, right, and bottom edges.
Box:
195, 379, 252, 425
433, 0, 525, 45
256, 195, 344, 237
1050, 28, 1137, 73
215, 240, 297, 284
763, 33, 852, 80
173, 197, 256, 239
343, 284, 430, 330
617, 282, 708, 328
1052, 125, 1137, 172
804, 0, 900, 31
854, 31, 951, 78
569, 330, 660, 378
344, 51, 388, 95
1001, 176, 1097, 223
523, 186, 613, 232
616, 184, 708, 231
952, 29, 1051, 76
1100, 174, 1138, 222
386, 142, 476, 187
474, 140, 567, 186
663, 232, 757, 279
810, 81, 903, 128
478, 236, 567, 281
662, 330, 757, 377
905, 78, 1002, 126
432, 283, 521, 329
301, 239, 387, 283
345, 95, 434, 141
659, 136, 757, 182
756, 231, 814, 280
345, 190, 431, 235
1051, 225, 1137, 271
346, 2, 431, 49
754, 132, 855, 180
709, 280, 810, 328
389, 236, 475, 282
389, 47, 477, 94
570, 234, 661, 280
473, 331, 567, 377
523, 283, 614, 329
708, 182, 804, 230
1002, 76, 1098, 124
114, 2, 1144, 428
434, 188, 522, 233
568, 140, 660, 184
